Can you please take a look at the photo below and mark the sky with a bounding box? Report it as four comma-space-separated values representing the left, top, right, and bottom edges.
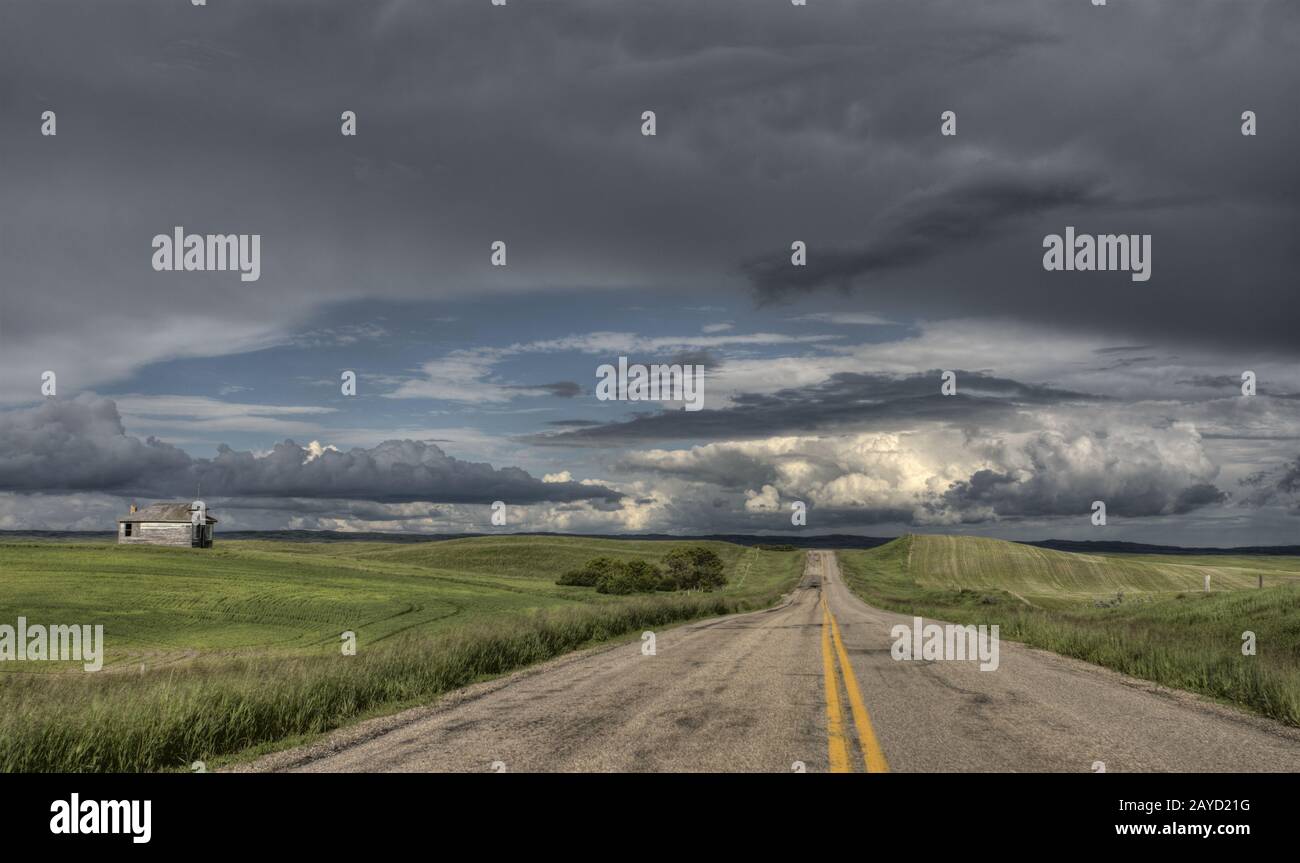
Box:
1, 0, 1298, 544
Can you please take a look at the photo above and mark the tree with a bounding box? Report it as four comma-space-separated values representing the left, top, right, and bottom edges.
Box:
556, 556, 621, 587
662, 548, 693, 588
690, 547, 727, 591
663, 546, 727, 591
595, 559, 664, 594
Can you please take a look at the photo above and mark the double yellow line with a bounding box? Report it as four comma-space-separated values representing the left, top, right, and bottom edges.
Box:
820, 594, 890, 773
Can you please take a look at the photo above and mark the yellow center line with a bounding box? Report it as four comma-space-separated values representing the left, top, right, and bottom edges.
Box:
827, 601, 891, 773
821, 553, 894, 774
820, 600, 852, 773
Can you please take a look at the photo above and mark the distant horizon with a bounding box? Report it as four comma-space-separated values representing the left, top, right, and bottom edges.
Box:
4, 528, 1298, 555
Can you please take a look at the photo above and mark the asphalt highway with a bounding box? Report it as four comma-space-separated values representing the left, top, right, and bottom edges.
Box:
240, 551, 1300, 772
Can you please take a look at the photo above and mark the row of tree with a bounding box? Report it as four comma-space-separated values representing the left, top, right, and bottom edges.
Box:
556, 546, 727, 594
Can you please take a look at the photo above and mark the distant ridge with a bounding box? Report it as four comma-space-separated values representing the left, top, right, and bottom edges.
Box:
0, 529, 894, 548
1, 530, 1296, 555
1022, 539, 1300, 557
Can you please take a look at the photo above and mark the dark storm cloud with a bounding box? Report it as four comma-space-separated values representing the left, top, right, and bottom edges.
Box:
935, 469, 1228, 520
1239, 456, 1300, 512
197, 440, 615, 504
1279, 459, 1300, 495
1177, 376, 1300, 400
504, 381, 583, 398
1093, 355, 1159, 371
668, 350, 723, 370
0, 397, 193, 491
744, 165, 1108, 300
0, 397, 618, 504
616, 448, 786, 491
215, 497, 446, 521
1179, 375, 1244, 388
2, 0, 1297, 406
1094, 346, 1155, 355
1173, 483, 1230, 514
532, 370, 1099, 445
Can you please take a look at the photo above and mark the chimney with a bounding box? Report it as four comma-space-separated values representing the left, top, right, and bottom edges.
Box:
130, 503, 137, 514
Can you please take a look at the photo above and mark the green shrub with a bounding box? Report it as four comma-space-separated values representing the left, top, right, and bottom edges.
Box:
555, 556, 622, 587
664, 546, 727, 591
560, 549, 727, 594
596, 559, 665, 594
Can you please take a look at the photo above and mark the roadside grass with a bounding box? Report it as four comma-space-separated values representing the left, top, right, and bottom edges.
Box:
0, 538, 804, 772
838, 536, 1300, 728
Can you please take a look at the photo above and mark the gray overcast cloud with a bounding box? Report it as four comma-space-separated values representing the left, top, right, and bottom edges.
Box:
0, 1, 1297, 542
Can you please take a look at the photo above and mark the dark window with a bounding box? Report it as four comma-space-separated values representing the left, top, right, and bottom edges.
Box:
124, 523, 133, 537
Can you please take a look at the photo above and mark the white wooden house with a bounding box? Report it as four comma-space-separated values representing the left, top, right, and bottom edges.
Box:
117, 502, 218, 548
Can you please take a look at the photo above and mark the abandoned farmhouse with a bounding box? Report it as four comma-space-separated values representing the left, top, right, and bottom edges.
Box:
117, 502, 218, 548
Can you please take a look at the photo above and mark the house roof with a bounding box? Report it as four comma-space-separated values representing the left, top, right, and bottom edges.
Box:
118, 502, 219, 524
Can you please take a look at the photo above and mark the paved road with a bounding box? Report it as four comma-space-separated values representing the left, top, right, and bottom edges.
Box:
240, 551, 1300, 772
817, 551, 1300, 772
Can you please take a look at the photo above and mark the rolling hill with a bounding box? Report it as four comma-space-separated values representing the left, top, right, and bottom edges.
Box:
904, 534, 1300, 600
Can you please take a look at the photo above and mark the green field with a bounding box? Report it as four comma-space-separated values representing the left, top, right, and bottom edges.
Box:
0, 536, 799, 670
839, 535, 1300, 726
904, 535, 1299, 602
0, 536, 804, 771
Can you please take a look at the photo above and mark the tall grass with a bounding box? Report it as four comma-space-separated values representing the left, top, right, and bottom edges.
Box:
0, 590, 778, 772
839, 537, 1300, 727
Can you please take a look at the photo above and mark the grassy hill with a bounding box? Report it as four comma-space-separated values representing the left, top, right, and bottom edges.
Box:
0, 536, 803, 770
905, 534, 1298, 601
839, 536, 1300, 727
